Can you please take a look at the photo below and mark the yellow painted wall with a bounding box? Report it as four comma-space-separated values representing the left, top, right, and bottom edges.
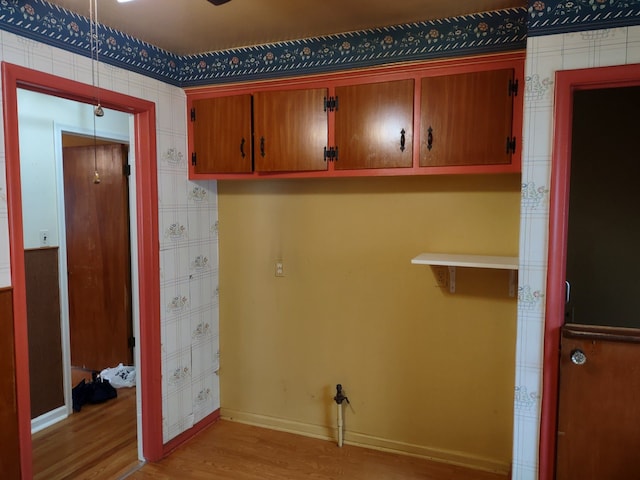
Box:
218, 174, 519, 472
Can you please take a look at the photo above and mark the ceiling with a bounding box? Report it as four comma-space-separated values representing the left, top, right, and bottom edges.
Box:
46, 0, 527, 56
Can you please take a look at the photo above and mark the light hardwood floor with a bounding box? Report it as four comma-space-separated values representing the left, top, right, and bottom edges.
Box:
32, 376, 508, 480
31, 385, 139, 480
129, 420, 509, 480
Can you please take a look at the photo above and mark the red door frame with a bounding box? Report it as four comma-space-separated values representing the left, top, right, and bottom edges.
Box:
540, 62, 640, 480
2, 62, 163, 478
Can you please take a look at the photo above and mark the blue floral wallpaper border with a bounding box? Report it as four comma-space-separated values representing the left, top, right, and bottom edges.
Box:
0, 1, 637, 87
0, 0, 183, 84
181, 9, 527, 86
528, 0, 640, 37
0, 1, 526, 87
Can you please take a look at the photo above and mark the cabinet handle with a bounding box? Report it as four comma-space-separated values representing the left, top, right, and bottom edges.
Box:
260, 136, 265, 157
427, 126, 433, 151
400, 129, 406, 152
240, 138, 246, 158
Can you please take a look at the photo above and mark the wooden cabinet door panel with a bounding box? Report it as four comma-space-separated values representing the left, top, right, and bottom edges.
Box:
420, 69, 514, 167
335, 79, 414, 170
253, 88, 328, 172
193, 95, 252, 173
556, 325, 640, 479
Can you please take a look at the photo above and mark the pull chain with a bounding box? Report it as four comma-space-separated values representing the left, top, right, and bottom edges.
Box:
89, 0, 103, 184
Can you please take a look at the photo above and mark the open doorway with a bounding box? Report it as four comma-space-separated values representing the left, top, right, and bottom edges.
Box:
2, 62, 163, 479
19, 89, 134, 424
555, 84, 640, 479
18, 91, 139, 476
541, 63, 640, 479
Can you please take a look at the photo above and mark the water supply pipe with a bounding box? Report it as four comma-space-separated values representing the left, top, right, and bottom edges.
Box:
333, 384, 349, 447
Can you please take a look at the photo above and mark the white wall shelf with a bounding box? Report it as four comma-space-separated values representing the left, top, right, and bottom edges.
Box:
411, 253, 519, 296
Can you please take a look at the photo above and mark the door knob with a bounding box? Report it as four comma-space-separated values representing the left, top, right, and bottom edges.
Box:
570, 349, 587, 365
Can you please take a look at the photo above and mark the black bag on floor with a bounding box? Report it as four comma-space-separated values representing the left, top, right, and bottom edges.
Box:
72, 378, 118, 412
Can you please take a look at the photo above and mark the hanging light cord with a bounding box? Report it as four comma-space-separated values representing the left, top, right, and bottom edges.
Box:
89, 0, 103, 115
89, 0, 102, 184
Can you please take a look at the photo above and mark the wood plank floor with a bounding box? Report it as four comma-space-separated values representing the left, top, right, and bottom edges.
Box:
32, 371, 508, 480
128, 420, 509, 480
32, 385, 139, 480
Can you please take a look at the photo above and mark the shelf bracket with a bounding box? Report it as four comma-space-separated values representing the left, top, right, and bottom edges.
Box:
509, 270, 517, 298
448, 266, 456, 294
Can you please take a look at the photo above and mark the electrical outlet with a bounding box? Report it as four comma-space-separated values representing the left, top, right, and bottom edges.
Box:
40, 230, 49, 247
275, 261, 284, 277
434, 266, 447, 287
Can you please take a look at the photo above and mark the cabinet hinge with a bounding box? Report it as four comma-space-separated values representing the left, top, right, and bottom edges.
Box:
506, 136, 517, 154
190, 107, 196, 121
128, 336, 135, 348
191, 152, 197, 166
123, 163, 131, 176
509, 79, 519, 97
324, 146, 339, 161
323, 96, 338, 112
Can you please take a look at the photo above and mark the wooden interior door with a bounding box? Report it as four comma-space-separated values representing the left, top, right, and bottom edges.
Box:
253, 88, 328, 172
63, 144, 132, 371
555, 86, 640, 478
420, 69, 514, 167
334, 79, 414, 170
556, 325, 640, 479
192, 95, 253, 173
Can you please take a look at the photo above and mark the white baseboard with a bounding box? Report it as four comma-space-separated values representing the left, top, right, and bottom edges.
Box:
220, 408, 509, 475
31, 405, 68, 434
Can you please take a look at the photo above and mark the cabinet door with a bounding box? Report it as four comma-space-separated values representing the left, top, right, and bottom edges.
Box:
253, 88, 328, 172
192, 95, 252, 173
420, 69, 514, 167
335, 79, 414, 170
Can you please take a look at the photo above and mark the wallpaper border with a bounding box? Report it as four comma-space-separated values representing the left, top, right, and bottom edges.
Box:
0, 1, 638, 87
180, 8, 527, 86
527, 0, 640, 37
0, 1, 526, 87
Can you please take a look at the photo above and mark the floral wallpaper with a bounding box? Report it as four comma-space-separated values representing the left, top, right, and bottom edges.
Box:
0, 0, 526, 86
0, 0, 182, 83
179, 9, 527, 86
513, 20, 640, 480
528, 0, 640, 36
2, 1, 637, 87
157, 141, 220, 442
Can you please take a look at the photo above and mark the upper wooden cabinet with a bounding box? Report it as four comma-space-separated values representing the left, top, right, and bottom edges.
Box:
191, 95, 252, 174
420, 69, 515, 168
187, 52, 524, 179
253, 88, 328, 172
334, 79, 414, 170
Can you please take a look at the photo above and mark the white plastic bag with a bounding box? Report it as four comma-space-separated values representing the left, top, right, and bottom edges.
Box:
100, 363, 136, 388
